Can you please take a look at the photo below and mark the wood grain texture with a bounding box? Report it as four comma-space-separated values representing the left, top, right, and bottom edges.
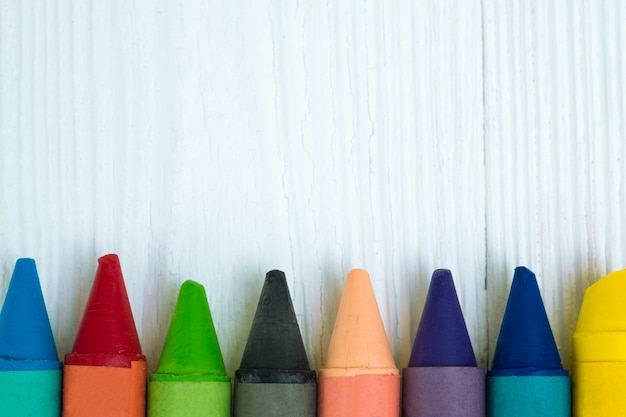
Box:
0, 0, 623, 376
483, 0, 626, 369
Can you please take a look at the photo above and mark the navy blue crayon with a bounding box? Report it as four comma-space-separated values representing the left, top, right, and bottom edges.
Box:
487, 266, 570, 416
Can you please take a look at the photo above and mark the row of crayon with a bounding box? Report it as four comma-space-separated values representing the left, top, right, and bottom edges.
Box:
0, 253, 622, 416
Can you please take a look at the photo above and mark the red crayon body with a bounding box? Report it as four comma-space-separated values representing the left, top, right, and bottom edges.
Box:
62, 254, 146, 417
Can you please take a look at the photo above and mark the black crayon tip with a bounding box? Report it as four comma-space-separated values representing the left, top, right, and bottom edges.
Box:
236, 270, 315, 383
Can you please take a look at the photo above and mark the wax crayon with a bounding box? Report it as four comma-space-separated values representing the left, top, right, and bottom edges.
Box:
234, 270, 316, 417
487, 266, 570, 416
148, 280, 231, 417
318, 269, 400, 417
403, 269, 485, 417
0, 258, 62, 417
572, 268, 626, 415
62, 254, 146, 417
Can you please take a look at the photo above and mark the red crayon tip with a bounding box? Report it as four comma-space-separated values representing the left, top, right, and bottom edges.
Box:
65, 254, 145, 367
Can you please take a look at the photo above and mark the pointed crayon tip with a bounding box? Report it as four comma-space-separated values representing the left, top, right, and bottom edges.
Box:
322, 269, 398, 375
408, 269, 477, 367
0, 258, 59, 369
154, 280, 228, 380
66, 254, 144, 367
238, 270, 311, 373
490, 266, 565, 376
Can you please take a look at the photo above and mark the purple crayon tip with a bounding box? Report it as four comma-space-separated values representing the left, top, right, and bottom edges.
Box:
403, 269, 485, 417
408, 269, 477, 367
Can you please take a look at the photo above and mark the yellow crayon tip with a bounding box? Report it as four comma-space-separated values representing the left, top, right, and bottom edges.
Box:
573, 269, 626, 362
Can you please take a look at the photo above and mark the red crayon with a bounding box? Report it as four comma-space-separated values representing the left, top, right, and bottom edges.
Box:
62, 254, 146, 417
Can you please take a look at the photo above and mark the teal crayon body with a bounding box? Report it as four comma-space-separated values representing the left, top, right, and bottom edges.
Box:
487, 376, 570, 417
0, 259, 62, 417
0, 371, 62, 417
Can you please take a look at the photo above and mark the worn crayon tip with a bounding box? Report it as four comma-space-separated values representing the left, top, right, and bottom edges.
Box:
571, 269, 626, 416
408, 269, 476, 367
490, 266, 566, 376
153, 280, 228, 381
575, 268, 626, 334
66, 254, 145, 367
322, 269, 398, 375
573, 269, 626, 362
0, 258, 60, 370
238, 270, 311, 376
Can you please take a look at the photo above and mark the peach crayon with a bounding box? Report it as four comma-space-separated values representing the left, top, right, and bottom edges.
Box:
318, 269, 400, 417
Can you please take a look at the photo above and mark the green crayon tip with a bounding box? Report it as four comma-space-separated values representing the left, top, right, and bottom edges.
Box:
152, 280, 229, 382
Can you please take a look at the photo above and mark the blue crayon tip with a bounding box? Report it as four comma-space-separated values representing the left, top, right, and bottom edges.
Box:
0, 259, 60, 370
408, 269, 477, 367
490, 266, 567, 376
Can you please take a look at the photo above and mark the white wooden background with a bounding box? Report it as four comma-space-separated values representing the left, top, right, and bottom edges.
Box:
1, 0, 624, 376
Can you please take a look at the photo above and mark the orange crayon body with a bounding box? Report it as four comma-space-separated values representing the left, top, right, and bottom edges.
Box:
318, 269, 400, 417
63, 361, 146, 417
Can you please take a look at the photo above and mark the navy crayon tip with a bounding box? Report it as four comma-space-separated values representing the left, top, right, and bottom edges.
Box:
408, 269, 477, 367
490, 266, 567, 376
0, 258, 60, 370
237, 270, 314, 383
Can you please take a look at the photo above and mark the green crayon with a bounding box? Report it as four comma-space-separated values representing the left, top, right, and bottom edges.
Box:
148, 280, 231, 417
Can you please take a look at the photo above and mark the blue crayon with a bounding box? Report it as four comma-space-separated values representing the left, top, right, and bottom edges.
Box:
487, 267, 570, 416
0, 259, 62, 416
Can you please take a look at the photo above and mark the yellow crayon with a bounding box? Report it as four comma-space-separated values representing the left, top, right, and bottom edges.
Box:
572, 269, 626, 416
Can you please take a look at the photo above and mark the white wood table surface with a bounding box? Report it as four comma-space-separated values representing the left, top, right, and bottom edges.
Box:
1, 0, 624, 375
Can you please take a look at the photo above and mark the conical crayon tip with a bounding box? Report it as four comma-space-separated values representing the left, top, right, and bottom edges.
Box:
239, 270, 311, 372
322, 269, 398, 374
0, 258, 59, 364
408, 269, 477, 367
155, 280, 227, 378
490, 266, 564, 375
70, 254, 144, 362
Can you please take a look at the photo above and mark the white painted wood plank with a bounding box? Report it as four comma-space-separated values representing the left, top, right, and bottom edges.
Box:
483, 0, 626, 369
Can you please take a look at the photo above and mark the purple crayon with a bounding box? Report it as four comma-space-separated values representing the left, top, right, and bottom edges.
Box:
403, 269, 485, 417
